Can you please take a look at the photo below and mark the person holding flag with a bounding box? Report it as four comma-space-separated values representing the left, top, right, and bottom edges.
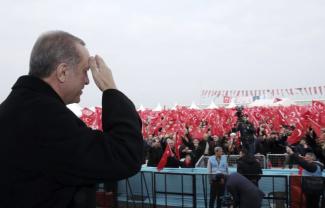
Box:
157, 139, 180, 171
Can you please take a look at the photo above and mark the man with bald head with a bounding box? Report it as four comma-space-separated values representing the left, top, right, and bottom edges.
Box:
0, 31, 143, 208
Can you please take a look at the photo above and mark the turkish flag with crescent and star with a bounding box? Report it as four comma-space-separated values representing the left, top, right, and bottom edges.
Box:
287, 128, 303, 145
157, 144, 174, 171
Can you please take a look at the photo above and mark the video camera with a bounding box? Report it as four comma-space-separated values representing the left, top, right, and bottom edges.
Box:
221, 193, 234, 207
235, 106, 244, 119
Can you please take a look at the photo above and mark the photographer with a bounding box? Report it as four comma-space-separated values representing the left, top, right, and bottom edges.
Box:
237, 149, 263, 187
234, 107, 256, 155
223, 173, 265, 208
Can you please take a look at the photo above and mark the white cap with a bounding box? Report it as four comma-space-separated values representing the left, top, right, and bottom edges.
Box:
230, 132, 236, 137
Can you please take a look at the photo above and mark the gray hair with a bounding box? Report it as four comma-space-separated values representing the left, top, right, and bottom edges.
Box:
29, 31, 85, 78
305, 152, 316, 161
214, 146, 223, 153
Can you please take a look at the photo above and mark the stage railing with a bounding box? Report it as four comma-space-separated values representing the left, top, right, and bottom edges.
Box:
196, 154, 300, 169
113, 171, 292, 208
266, 154, 287, 168
195, 154, 266, 169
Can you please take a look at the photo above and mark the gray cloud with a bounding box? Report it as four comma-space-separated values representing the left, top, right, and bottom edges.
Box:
0, 0, 324, 108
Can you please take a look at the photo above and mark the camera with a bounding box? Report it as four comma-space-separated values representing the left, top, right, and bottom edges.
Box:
235, 106, 244, 119
221, 193, 234, 206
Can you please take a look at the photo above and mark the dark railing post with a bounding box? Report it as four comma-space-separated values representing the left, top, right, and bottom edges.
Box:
202, 174, 207, 208
164, 173, 167, 207
285, 176, 290, 207
153, 172, 156, 208
272, 175, 275, 206
181, 174, 184, 207
140, 172, 144, 208
125, 179, 129, 208
126, 179, 137, 207
193, 174, 197, 208
112, 181, 118, 208
141, 171, 152, 207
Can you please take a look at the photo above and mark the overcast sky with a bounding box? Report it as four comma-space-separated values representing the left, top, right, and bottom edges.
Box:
0, 0, 324, 108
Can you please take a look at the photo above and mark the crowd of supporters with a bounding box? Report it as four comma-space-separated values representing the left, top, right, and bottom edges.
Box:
78, 101, 325, 168
143, 115, 325, 168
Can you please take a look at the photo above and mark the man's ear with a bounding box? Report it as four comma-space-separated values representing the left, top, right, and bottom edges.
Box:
56, 63, 69, 83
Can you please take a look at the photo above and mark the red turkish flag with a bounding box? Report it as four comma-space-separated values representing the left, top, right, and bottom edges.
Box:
95, 107, 103, 131
287, 128, 303, 145
272, 114, 282, 132
223, 96, 231, 103
245, 110, 259, 127
80, 108, 97, 129
320, 111, 325, 127
157, 144, 173, 171
311, 100, 325, 127
175, 132, 183, 160
312, 100, 325, 111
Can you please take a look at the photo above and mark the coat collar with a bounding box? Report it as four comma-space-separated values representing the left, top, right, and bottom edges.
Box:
12, 75, 65, 104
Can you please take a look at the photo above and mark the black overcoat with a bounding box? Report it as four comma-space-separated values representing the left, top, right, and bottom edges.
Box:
0, 76, 143, 207
226, 172, 265, 208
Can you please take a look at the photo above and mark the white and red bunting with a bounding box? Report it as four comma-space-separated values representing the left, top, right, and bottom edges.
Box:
201, 85, 325, 98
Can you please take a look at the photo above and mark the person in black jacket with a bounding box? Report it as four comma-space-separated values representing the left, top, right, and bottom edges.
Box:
237, 149, 263, 187
223, 173, 265, 208
0, 31, 143, 208
234, 115, 256, 155
147, 139, 163, 167
192, 138, 204, 164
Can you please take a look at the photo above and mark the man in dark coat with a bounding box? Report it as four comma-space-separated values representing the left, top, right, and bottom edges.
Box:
0, 31, 143, 208
237, 149, 263, 186
147, 139, 163, 167
225, 173, 265, 208
191, 138, 204, 164
235, 115, 256, 155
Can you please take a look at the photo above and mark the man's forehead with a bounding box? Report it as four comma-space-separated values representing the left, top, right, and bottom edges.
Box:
76, 46, 90, 68
76, 43, 90, 58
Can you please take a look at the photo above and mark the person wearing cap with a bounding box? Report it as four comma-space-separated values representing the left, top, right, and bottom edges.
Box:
207, 146, 229, 208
